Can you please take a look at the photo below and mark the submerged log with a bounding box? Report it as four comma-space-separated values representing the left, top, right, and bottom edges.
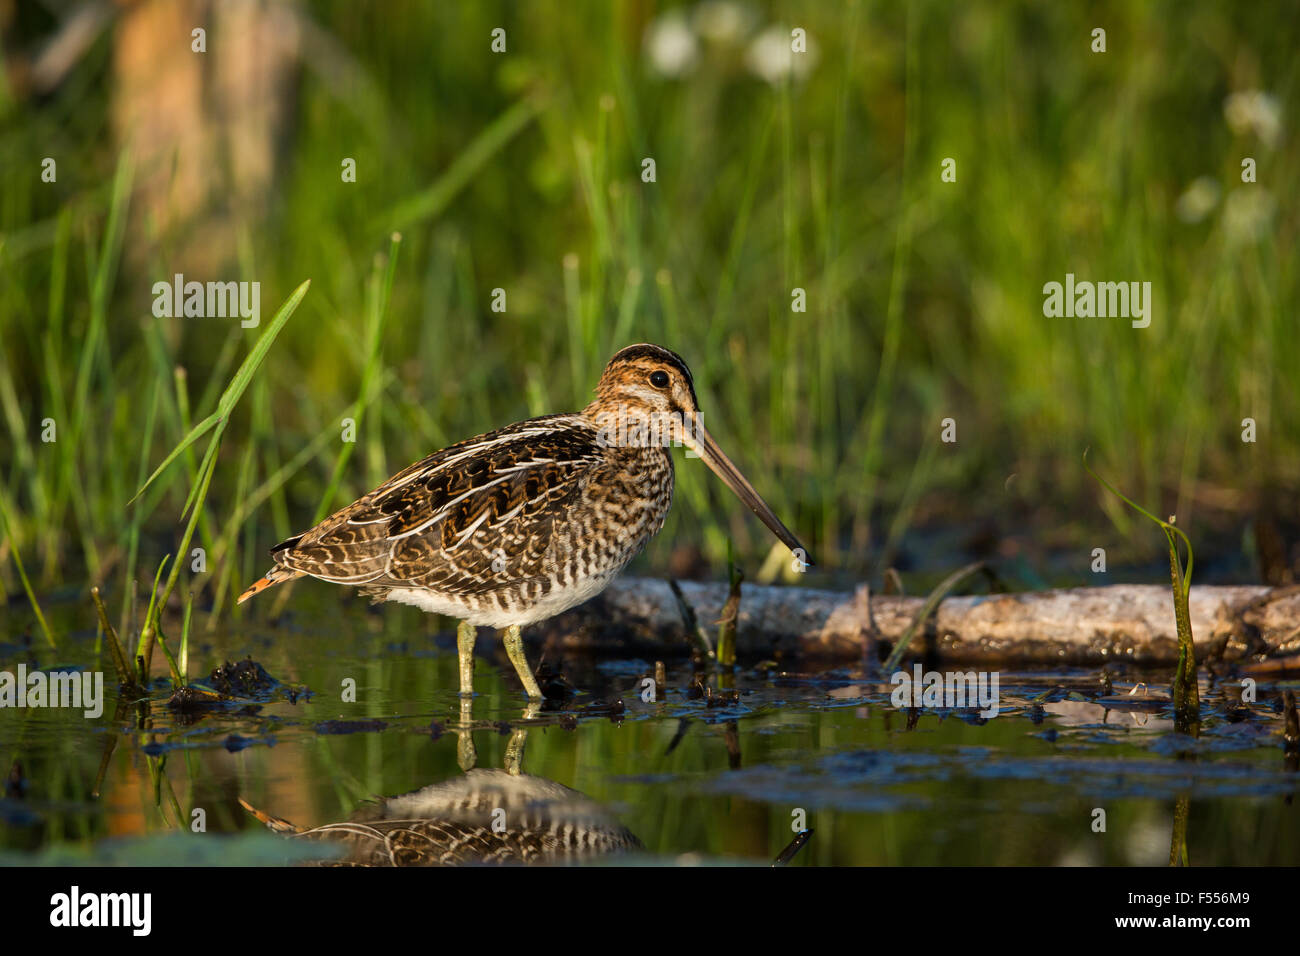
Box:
535, 578, 1300, 667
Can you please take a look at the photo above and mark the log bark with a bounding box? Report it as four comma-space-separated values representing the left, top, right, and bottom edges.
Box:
534, 577, 1300, 667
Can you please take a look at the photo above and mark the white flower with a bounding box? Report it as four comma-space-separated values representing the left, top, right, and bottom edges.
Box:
693, 0, 756, 45
1222, 187, 1275, 245
1174, 176, 1220, 223
645, 11, 699, 78
744, 25, 818, 85
1223, 90, 1281, 147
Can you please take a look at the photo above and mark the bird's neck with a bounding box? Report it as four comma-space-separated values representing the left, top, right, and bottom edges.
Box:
584, 400, 684, 450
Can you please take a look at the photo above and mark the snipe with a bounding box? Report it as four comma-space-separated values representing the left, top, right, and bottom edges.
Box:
239, 343, 808, 698
241, 770, 643, 866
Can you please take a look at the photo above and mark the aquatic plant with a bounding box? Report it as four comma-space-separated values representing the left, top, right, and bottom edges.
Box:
1085, 450, 1199, 730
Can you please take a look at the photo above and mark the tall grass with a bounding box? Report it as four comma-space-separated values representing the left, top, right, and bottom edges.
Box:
1086, 451, 1200, 730
133, 279, 311, 670
1, 0, 1297, 611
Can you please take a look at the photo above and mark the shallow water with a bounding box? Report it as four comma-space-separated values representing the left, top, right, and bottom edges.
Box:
1, 596, 1297, 865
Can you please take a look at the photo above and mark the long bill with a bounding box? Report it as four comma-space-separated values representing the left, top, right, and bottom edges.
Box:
684, 416, 812, 565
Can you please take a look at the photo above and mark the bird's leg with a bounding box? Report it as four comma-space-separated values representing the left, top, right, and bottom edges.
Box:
456, 620, 478, 771
502, 624, 542, 700
456, 620, 476, 696
504, 719, 532, 776
457, 693, 477, 772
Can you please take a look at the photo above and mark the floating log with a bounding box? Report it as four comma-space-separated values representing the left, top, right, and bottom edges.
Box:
535, 578, 1300, 667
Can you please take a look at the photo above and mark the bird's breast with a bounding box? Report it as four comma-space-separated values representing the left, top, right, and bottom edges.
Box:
551, 445, 674, 579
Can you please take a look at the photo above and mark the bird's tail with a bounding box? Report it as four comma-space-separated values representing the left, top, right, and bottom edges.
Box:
238, 797, 303, 833
237, 565, 304, 605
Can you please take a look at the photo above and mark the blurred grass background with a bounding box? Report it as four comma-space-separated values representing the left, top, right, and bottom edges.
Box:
1, 0, 1298, 616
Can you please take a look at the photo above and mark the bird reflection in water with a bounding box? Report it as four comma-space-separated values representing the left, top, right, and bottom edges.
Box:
242, 710, 642, 866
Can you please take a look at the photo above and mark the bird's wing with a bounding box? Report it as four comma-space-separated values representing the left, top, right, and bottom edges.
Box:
268, 416, 607, 593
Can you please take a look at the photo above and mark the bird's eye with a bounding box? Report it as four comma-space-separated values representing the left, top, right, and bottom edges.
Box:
649, 370, 670, 388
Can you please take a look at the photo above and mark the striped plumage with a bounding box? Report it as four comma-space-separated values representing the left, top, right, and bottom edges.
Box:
239, 344, 807, 698
248, 414, 673, 629
244, 770, 642, 866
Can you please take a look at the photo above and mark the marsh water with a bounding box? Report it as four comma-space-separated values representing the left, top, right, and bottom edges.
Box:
2, 594, 1297, 866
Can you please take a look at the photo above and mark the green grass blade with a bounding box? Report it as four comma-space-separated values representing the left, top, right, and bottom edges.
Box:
131, 279, 311, 504
129, 411, 221, 506
0, 493, 57, 649
384, 94, 543, 231
216, 279, 313, 417
882, 562, 984, 674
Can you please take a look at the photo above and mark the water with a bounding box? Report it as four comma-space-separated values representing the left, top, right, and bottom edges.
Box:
1, 596, 1297, 865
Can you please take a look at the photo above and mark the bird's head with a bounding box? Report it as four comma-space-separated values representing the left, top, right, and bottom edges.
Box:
586, 343, 810, 565
588, 343, 699, 435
